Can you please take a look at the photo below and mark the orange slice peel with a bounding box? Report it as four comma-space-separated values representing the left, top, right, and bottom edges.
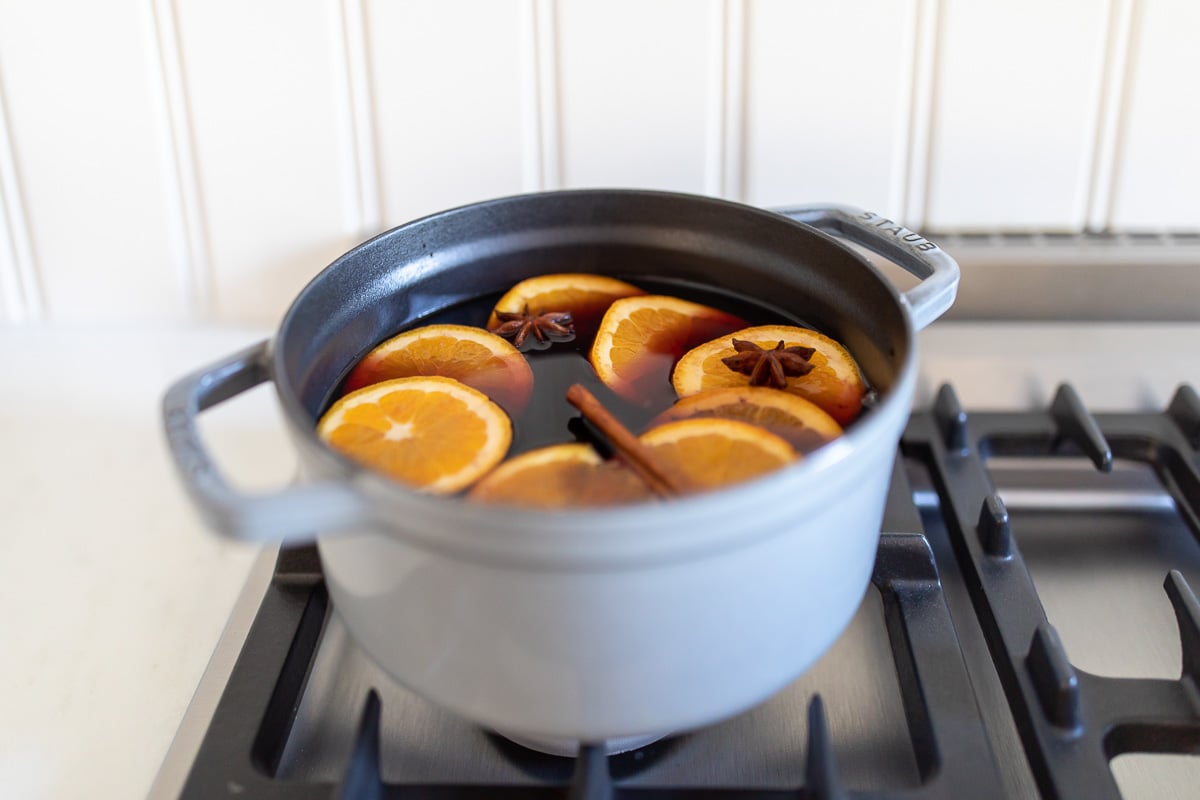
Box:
318, 376, 511, 494
639, 418, 797, 491
342, 324, 534, 416
467, 443, 653, 509
468, 415, 797, 509
487, 273, 645, 339
590, 295, 746, 404
648, 386, 843, 454
672, 324, 866, 425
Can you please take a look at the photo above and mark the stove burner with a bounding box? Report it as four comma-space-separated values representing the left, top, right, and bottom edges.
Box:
483, 730, 680, 782
164, 383, 1200, 799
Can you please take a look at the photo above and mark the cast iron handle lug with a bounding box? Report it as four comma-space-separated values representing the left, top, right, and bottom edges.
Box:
162, 340, 369, 544
772, 204, 960, 330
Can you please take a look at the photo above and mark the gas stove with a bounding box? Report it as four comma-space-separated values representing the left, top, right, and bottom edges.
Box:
150, 383, 1200, 799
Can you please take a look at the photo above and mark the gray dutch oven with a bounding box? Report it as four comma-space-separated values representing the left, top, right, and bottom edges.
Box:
163, 190, 958, 751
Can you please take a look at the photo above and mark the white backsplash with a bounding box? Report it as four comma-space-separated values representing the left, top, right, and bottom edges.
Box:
0, 0, 1195, 325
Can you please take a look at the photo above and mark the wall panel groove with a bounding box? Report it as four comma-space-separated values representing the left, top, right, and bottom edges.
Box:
147, 0, 212, 317
722, 0, 746, 202
533, 0, 561, 190
1084, 0, 1136, 231
703, 0, 727, 197
331, 0, 381, 238
0, 65, 41, 323
909, 0, 942, 229
519, 0, 543, 191
894, 0, 927, 226
703, 0, 746, 201
1103, 0, 1142, 230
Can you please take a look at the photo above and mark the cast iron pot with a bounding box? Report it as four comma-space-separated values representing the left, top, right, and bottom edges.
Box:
163, 190, 958, 750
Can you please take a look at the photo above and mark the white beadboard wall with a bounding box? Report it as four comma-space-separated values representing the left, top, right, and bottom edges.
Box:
0, 0, 1195, 326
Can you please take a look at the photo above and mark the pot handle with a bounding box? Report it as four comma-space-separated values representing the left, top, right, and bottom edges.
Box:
772, 204, 959, 330
162, 340, 368, 544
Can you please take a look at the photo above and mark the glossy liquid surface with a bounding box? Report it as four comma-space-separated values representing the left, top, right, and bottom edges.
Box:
337, 278, 811, 458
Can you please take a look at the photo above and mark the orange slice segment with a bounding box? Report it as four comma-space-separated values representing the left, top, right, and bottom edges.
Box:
640, 418, 797, 491
487, 273, 645, 338
342, 324, 534, 416
648, 386, 843, 454
318, 376, 511, 494
467, 443, 653, 509
671, 325, 866, 425
590, 295, 746, 405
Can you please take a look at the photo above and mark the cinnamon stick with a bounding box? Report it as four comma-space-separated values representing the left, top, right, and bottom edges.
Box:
565, 384, 697, 497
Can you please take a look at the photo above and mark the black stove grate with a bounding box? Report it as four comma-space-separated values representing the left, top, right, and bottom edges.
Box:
902, 383, 1200, 800
172, 383, 1200, 799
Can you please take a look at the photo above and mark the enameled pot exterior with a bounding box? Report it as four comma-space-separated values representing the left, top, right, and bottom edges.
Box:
163, 190, 958, 741
314, 368, 910, 740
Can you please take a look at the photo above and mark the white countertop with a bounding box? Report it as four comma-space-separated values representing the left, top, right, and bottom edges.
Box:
1, 321, 1198, 799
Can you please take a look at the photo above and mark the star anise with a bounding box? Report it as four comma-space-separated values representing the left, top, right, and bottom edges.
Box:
489, 305, 575, 350
721, 339, 816, 389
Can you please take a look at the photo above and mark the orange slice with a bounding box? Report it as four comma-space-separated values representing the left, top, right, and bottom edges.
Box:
641, 418, 797, 490
318, 376, 511, 494
672, 325, 866, 425
470, 416, 797, 508
648, 387, 843, 454
342, 324, 533, 416
487, 273, 645, 338
590, 295, 746, 404
467, 444, 653, 509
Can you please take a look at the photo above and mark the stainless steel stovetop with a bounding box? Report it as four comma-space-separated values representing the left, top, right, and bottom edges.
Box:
150, 385, 1200, 799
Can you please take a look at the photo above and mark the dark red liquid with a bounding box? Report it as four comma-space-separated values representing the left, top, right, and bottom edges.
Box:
335, 278, 815, 458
